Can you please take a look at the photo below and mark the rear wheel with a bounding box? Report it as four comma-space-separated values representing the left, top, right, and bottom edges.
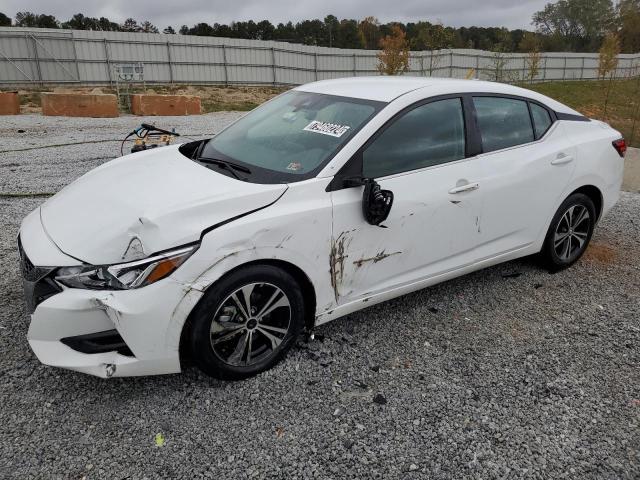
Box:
189, 265, 304, 380
540, 193, 596, 271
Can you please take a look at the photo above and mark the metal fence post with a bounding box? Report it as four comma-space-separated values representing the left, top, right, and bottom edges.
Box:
103, 39, 112, 86
166, 41, 174, 84
562, 57, 567, 80
353, 53, 357, 76
314, 52, 318, 81
580, 57, 585, 80
449, 51, 453, 78
543, 56, 547, 81
420, 54, 424, 77
271, 47, 277, 85
28, 33, 43, 85
71, 34, 80, 81
221, 44, 228, 86
475, 54, 480, 79
522, 56, 526, 82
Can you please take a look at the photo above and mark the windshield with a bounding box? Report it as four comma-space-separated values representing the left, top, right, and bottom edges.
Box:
199, 90, 384, 183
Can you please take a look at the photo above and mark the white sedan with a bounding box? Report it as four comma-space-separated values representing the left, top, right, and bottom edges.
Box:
19, 77, 625, 379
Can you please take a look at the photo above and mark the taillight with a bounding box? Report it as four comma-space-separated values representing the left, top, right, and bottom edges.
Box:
612, 138, 627, 158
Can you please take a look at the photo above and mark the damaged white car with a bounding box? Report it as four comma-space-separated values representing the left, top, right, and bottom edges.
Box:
19, 77, 625, 379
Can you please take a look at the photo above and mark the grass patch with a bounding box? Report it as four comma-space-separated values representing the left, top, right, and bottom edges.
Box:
524, 78, 640, 147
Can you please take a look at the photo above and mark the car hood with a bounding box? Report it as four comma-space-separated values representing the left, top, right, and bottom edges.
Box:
40, 145, 287, 265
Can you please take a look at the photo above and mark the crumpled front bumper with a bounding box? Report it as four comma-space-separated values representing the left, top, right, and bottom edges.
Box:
19, 208, 204, 378
27, 282, 200, 378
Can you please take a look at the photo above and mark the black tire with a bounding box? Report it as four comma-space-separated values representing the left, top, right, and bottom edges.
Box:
188, 265, 305, 380
540, 193, 596, 271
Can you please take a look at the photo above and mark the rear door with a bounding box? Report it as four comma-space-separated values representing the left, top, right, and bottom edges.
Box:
471, 96, 576, 259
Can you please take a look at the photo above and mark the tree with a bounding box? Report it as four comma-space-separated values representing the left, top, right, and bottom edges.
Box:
359, 16, 380, 49
324, 15, 340, 47
15, 11, 59, 28
598, 32, 620, 79
410, 21, 454, 50
179, 25, 189, 35
0, 12, 11, 26
163, 26, 176, 34
121, 18, 140, 32
532, 0, 614, 51
336, 19, 363, 48
140, 21, 159, 33
617, 0, 640, 53
377, 25, 409, 75
521, 32, 542, 82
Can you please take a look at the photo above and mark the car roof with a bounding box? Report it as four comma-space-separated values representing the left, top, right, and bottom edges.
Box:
295, 76, 581, 115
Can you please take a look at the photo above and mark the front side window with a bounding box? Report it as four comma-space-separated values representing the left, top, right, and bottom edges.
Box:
473, 97, 534, 153
530, 103, 553, 139
200, 91, 383, 183
363, 98, 466, 179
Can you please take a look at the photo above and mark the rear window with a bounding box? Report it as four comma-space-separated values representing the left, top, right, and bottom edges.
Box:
473, 97, 534, 153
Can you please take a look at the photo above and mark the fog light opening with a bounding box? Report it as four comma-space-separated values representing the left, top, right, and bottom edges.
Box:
104, 364, 116, 378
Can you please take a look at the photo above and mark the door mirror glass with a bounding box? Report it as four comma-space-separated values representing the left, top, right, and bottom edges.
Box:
362, 178, 393, 225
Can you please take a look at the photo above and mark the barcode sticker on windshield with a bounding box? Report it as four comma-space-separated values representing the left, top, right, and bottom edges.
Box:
303, 121, 350, 138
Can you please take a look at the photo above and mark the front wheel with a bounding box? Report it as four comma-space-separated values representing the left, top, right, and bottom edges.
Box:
540, 193, 596, 271
188, 265, 305, 380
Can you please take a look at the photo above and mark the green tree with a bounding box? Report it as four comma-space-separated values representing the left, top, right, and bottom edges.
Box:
0, 12, 11, 26
163, 26, 176, 34
617, 0, 640, 53
410, 21, 454, 50
121, 18, 140, 32
336, 19, 363, 48
532, 0, 614, 51
15, 11, 59, 28
140, 21, 159, 33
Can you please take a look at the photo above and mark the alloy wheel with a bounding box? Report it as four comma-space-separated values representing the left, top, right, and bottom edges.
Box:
209, 282, 292, 367
553, 204, 591, 261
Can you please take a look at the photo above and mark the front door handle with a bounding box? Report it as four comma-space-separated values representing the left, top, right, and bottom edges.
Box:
551, 153, 573, 165
449, 182, 479, 194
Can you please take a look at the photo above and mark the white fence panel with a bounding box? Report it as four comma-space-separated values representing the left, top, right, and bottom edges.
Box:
0, 27, 638, 87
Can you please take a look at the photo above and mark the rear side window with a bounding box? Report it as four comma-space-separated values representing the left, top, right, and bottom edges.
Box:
530, 103, 553, 139
473, 97, 534, 152
363, 98, 465, 178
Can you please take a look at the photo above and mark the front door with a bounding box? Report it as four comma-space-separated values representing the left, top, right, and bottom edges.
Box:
329, 97, 483, 306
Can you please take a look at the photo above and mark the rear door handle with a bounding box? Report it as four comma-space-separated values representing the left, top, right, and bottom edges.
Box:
448, 182, 479, 194
551, 153, 573, 165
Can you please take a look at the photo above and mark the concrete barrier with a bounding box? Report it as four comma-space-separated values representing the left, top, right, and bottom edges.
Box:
41, 93, 119, 118
130, 94, 201, 116
0, 91, 20, 115
623, 147, 639, 193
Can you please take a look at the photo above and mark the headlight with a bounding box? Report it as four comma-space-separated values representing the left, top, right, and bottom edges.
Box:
55, 244, 197, 290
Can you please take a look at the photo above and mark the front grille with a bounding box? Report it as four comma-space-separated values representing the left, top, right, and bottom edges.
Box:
18, 236, 38, 281
61, 330, 134, 357
18, 235, 61, 313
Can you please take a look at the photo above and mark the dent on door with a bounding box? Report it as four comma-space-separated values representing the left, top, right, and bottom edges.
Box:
329, 163, 482, 306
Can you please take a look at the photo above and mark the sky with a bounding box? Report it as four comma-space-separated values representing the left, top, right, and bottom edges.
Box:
0, 0, 552, 30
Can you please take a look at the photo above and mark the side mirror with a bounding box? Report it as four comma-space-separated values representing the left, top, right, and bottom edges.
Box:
362, 178, 393, 226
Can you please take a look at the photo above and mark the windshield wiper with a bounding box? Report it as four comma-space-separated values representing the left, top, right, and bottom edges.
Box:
198, 157, 252, 179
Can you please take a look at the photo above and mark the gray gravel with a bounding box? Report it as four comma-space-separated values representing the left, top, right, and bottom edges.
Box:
1, 114, 639, 479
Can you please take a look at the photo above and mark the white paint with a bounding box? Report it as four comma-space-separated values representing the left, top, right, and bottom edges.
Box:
19, 78, 624, 378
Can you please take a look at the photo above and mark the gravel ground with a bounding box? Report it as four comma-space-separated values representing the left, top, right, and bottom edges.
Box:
1, 114, 639, 479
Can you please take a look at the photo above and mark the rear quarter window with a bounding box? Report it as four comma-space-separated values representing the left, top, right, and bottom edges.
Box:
530, 103, 553, 139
